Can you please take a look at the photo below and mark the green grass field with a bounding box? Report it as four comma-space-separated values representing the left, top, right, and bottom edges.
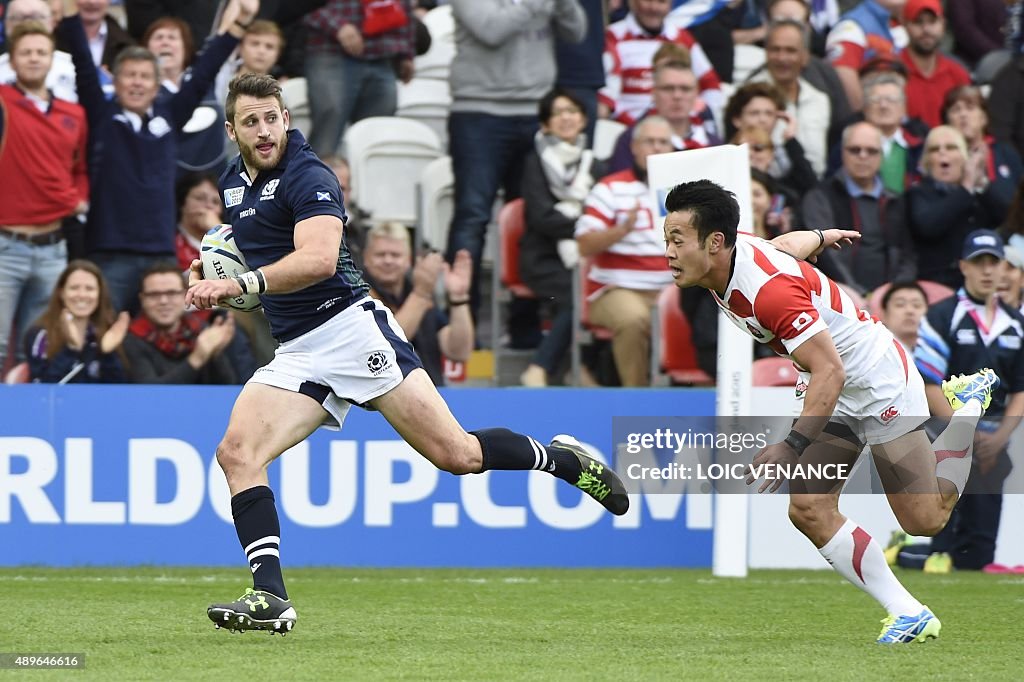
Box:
5, 567, 1022, 681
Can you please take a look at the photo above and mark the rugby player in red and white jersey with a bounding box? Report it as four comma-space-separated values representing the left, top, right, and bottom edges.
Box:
662, 179, 998, 644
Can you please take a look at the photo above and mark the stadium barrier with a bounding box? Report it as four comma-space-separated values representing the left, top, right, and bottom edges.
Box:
3, 386, 1022, 568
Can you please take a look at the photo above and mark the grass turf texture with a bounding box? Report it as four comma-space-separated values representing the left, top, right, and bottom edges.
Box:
4, 568, 1022, 681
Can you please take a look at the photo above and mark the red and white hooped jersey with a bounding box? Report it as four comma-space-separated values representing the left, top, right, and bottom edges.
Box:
599, 13, 724, 126
712, 234, 894, 373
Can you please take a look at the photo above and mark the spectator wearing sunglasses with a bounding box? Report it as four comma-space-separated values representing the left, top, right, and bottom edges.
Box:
800, 121, 915, 295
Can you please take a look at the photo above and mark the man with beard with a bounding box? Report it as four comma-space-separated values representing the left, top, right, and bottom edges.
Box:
898, 0, 969, 128
185, 73, 630, 636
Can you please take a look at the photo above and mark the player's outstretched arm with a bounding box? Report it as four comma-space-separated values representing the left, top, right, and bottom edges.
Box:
771, 228, 860, 263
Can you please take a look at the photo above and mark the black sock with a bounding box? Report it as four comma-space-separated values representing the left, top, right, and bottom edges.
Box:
470, 428, 582, 482
231, 485, 288, 600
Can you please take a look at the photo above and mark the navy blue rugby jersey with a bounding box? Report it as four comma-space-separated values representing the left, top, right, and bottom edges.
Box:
219, 129, 368, 342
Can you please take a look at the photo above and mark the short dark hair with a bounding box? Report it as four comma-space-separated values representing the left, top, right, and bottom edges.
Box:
175, 171, 221, 219
225, 72, 284, 125
664, 180, 740, 248
140, 261, 187, 290
881, 281, 927, 311
537, 87, 587, 124
112, 45, 160, 79
750, 168, 777, 196
723, 82, 786, 140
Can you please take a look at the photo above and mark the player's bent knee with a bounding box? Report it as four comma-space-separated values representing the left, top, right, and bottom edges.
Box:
787, 497, 834, 532
899, 513, 948, 538
215, 434, 258, 476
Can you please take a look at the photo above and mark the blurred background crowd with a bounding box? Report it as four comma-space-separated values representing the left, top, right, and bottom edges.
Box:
3, 0, 1024, 394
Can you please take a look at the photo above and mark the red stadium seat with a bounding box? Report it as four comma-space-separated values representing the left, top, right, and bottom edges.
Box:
490, 199, 536, 383
752, 357, 800, 387
497, 199, 535, 299
869, 280, 955, 317
655, 285, 713, 386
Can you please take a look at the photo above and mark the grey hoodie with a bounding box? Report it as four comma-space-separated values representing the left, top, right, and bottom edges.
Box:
450, 0, 587, 116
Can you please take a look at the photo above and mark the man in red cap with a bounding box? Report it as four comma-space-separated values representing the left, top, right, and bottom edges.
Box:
899, 0, 970, 128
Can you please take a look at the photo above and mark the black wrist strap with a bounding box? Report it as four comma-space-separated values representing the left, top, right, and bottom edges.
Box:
784, 429, 812, 456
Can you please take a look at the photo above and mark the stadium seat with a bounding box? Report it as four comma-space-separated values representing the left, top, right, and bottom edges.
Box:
397, 78, 452, 148
751, 356, 799, 387
651, 285, 713, 386
593, 119, 627, 162
490, 199, 537, 383
417, 155, 454, 251
281, 77, 311, 139
415, 6, 456, 82
4, 361, 29, 384
343, 117, 444, 225
868, 280, 955, 317
733, 44, 766, 84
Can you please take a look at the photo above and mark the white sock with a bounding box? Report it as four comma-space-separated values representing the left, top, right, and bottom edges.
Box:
818, 519, 923, 617
933, 399, 982, 497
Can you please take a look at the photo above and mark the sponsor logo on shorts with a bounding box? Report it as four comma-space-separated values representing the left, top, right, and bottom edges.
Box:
745, 322, 765, 339
367, 351, 390, 376
880, 405, 900, 423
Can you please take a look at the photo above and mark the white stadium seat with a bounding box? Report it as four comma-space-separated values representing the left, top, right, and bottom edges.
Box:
417, 155, 454, 251
593, 119, 626, 162
415, 5, 456, 81
733, 44, 766, 85
343, 117, 444, 225
280, 77, 311, 139
397, 78, 452, 148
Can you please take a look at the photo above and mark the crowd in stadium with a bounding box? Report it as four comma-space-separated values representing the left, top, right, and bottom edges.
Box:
2, 0, 1024, 391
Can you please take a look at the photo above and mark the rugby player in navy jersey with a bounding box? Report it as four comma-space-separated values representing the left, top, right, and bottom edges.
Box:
186, 73, 629, 635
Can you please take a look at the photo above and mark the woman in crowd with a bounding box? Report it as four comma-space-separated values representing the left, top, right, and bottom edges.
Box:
943, 85, 1022, 217
518, 88, 597, 387
749, 169, 790, 240
907, 125, 1009, 289
724, 83, 817, 196
144, 16, 228, 177
24, 260, 129, 383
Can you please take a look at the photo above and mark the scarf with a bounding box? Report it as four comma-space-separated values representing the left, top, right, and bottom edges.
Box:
535, 131, 594, 219
129, 313, 205, 359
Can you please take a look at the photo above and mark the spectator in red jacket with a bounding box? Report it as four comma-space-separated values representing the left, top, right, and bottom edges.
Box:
0, 21, 89, 368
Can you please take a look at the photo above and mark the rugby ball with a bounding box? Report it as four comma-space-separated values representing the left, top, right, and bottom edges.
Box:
200, 224, 263, 312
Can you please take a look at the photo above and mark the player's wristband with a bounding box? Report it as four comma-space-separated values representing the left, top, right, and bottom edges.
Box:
234, 269, 267, 295
234, 19, 253, 31
814, 229, 825, 249
784, 429, 812, 456
447, 297, 469, 307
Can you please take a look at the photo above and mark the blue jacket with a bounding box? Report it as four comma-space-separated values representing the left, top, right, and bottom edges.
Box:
58, 15, 237, 255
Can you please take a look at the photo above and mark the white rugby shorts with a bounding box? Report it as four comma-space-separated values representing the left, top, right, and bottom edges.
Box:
795, 340, 929, 446
248, 297, 422, 428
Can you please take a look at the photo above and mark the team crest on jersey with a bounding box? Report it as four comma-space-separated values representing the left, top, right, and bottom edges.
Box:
367, 351, 390, 376
224, 187, 244, 207
795, 381, 808, 398
260, 179, 280, 201
880, 405, 899, 423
